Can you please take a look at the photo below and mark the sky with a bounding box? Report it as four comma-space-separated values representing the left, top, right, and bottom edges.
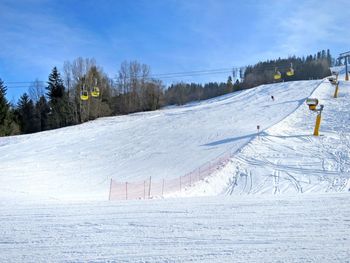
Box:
0, 0, 349, 101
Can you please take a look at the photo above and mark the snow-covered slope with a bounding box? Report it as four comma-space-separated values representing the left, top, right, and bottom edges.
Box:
178, 77, 350, 197
1, 193, 349, 262
2, 73, 349, 263
0, 80, 322, 201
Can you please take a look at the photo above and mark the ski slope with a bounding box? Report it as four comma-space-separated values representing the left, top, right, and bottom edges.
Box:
0, 193, 349, 262
1, 76, 350, 262
0, 80, 322, 202
176, 77, 350, 197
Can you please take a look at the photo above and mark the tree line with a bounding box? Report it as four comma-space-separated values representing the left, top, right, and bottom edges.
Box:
242, 49, 333, 89
0, 49, 334, 136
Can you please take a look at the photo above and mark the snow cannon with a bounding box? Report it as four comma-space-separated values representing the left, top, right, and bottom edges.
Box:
306, 98, 324, 136
329, 74, 340, 97
306, 98, 318, 111
328, 77, 338, 85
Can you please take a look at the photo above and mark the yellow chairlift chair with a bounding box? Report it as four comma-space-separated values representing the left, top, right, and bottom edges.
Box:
274, 69, 282, 80
91, 86, 100, 97
286, 63, 294, 76
80, 89, 89, 101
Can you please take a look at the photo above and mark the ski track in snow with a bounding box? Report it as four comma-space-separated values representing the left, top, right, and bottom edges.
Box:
0, 75, 350, 262
0, 80, 321, 201
0, 194, 349, 263
177, 78, 350, 197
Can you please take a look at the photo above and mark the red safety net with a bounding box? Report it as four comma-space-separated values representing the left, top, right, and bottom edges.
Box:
109, 150, 233, 201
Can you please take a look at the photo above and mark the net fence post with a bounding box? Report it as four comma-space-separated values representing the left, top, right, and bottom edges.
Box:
125, 182, 128, 200
108, 178, 113, 201
162, 178, 165, 197
148, 176, 152, 199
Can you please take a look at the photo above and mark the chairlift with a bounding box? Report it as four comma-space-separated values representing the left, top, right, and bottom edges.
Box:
286, 63, 294, 76
80, 90, 89, 101
274, 68, 281, 80
91, 86, 100, 97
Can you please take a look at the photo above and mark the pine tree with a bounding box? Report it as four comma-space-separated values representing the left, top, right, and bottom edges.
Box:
0, 78, 9, 127
226, 76, 233, 93
46, 67, 68, 129
0, 78, 21, 136
36, 95, 50, 131
17, 93, 39, 134
233, 79, 241, 91
326, 49, 332, 66
46, 67, 65, 100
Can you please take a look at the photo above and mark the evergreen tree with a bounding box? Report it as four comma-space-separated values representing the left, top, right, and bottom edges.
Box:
17, 93, 39, 134
46, 67, 68, 129
326, 49, 332, 66
233, 79, 241, 91
36, 95, 50, 131
0, 78, 9, 128
0, 79, 19, 136
46, 67, 65, 100
226, 76, 233, 93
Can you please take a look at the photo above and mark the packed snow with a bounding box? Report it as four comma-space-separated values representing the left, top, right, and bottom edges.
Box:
0, 80, 322, 201
1, 73, 350, 262
175, 77, 350, 197
0, 193, 349, 262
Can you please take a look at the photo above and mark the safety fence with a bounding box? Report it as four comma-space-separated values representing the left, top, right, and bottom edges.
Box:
109, 150, 234, 200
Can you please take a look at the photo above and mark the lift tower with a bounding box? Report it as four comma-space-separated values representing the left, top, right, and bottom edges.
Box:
338, 51, 350, 81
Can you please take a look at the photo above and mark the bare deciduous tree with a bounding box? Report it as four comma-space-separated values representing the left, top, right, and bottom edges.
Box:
28, 79, 45, 102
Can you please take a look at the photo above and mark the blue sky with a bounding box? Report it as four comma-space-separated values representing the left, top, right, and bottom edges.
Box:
1, 0, 349, 101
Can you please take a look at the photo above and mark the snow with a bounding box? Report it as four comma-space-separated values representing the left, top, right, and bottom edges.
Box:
0, 80, 322, 202
1, 74, 350, 262
176, 77, 350, 197
0, 193, 349, 262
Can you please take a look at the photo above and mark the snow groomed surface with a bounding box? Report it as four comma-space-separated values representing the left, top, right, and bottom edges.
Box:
0, 193, 349, 262
177, 76, 350, 197
1, 76, 350, 262
0, 80, 321, 202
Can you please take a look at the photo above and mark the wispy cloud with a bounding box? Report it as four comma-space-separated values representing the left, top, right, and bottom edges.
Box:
0, 1, 99, 71
257, 0, 350, 57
